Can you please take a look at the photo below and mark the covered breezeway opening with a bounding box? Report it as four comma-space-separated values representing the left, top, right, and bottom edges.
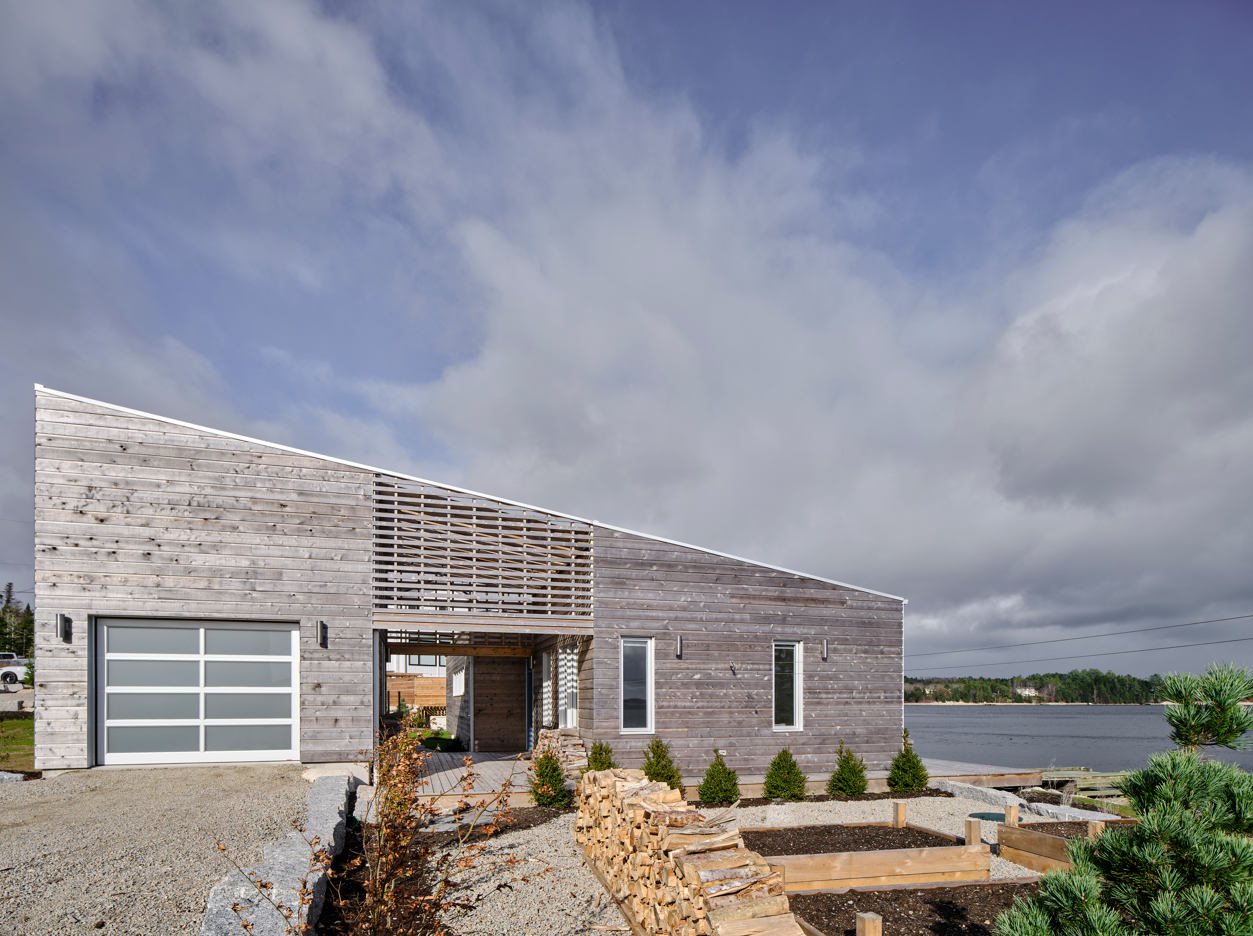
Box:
378, 626, 590, 753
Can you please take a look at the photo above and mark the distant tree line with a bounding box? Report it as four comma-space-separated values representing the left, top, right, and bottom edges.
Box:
904, 668, 1165, 704
0, 582, 34, 658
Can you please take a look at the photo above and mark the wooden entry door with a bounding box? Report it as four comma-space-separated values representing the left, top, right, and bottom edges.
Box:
471, 657, 527, 751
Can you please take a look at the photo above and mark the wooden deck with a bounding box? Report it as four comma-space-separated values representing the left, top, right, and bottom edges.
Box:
416, 750, 532, 806
923, 758, 1042, 789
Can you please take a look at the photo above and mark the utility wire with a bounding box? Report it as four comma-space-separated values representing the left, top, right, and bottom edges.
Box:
0, 517, 33, 525
910, 634, 1253, 673
905, 612, 1253, 658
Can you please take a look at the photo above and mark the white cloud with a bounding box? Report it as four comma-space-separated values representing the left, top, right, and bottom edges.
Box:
1, 2, 1250, 675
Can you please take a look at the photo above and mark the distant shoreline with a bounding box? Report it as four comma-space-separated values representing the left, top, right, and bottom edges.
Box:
904, 701, 1167, 706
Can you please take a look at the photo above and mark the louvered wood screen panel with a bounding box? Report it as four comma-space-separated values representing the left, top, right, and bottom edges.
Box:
373, 477, 593, 617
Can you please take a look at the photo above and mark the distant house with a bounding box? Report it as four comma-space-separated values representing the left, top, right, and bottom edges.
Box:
1016, 686, 1039, 698
32, 386, 905, 783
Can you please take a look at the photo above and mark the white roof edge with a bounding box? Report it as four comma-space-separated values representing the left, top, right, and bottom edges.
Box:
34, 384, 906, 603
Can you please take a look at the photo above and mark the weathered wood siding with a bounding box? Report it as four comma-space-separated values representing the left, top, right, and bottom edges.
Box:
587, 528, 903, 781
471, 657, 527, 751
33, 389, 374, 768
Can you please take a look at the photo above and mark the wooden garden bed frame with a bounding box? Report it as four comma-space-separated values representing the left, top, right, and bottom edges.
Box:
748, 803, 992, 894
995, 805, 1137, 874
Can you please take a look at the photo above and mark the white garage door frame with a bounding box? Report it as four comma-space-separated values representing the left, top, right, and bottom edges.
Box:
95, 618, 300, 765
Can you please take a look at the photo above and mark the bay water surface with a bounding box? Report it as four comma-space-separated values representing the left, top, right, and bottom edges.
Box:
905, 703, 1253, 773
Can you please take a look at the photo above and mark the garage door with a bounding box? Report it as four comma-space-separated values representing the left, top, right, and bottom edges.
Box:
96, 619, 299, 765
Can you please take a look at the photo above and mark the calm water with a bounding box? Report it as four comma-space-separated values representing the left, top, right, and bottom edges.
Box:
905, 704, 1253, 773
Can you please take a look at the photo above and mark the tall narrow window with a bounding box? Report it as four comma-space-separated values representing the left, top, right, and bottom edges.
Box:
773, 641, 803, 730
558, 643, 579, 729
541, 651, 552, 728
620, 637, 653, 733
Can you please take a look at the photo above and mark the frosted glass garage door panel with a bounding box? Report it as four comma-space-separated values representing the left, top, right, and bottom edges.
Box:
204, 628, 291, 656
108, 693, 200, 720
205, 693, 292, 719
205, 724, 291, 752
204, 661, 290, 687
107, 725, 200, 753
107, 626, 198, 655
107, 660, 199, 686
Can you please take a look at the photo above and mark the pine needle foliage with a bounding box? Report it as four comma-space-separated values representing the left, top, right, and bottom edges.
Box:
995, 664, 1253, 936
763, 748, 808, 800
587, 740, 617, 771
698, 750, 741, 803
1160, 662, 1253, 751
827, 740, 869, 797
529, 750, 573, 807
887, 729, 929, 793
642, 737, 684, 793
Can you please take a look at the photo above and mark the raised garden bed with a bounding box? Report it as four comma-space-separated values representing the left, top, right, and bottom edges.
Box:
996, 817, 1137, 873
790, 881, 1040, 936
694, 790, 953, 809
742, 805, 991, 894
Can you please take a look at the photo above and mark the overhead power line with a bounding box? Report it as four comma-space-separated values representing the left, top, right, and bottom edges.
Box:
905, 613, 1253, 659
910, 634, 1253, 673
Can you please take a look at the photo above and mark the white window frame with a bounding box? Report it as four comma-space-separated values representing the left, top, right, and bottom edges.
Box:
772, 640, 803, 732
558, 643, 579, 730
619, 636, 654, 735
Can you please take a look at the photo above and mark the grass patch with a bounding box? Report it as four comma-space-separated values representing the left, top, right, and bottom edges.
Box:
0, 715, 34, 772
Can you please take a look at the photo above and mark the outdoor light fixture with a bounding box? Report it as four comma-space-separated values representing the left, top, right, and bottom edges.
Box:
729, 661, 737, 675
317, 620, 328, 649
675, 634, 683, 658
57, 614, 72, 643
822, 638, 828, 661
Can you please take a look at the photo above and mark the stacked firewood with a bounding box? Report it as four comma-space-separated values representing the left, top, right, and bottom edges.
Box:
575, 769, 806, 936
534, 728, 589, 775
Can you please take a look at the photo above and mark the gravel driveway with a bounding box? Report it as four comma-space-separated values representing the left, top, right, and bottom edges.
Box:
0, 765, 309, 936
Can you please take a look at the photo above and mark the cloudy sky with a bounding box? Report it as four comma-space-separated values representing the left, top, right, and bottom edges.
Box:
2, 1, 1251, 677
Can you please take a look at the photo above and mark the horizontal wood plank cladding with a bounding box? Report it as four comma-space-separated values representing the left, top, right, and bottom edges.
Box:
588, 528, 903, 778
471, 657, 527, 751
34, 390, 375, 769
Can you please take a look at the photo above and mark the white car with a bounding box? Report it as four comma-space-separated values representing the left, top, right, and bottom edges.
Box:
0, 653, 28, 685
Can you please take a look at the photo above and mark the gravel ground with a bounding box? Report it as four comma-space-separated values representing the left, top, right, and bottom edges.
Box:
437, 794, 1035, 934
440, 813, 625, 936
0, 765, 309, 936
730, 795, 1040, 879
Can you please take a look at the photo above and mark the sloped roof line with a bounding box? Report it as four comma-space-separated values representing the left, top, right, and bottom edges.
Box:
34, 384, 906, 603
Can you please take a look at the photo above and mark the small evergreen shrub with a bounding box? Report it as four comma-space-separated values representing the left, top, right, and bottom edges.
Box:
642, 737, 684, 792
763, 748, 808, 800
529, 750, 573, 807
887, 729, 929, 793
697, 750, 741, 803
826, 740, 868, 797
588, 740, 617, 771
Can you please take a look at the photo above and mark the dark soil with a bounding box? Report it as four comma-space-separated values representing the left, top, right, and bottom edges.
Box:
1019, 821, 1094, 840
1020, 789, 1063, 804
694, 790, 953, 808
791, 882, 1039, 936
741, 824, 955, 856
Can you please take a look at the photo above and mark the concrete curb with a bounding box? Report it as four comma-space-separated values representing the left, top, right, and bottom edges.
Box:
199, 774, 358, 936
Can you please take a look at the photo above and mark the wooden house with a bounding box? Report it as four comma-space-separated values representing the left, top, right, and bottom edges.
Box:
32, 386, 904, 784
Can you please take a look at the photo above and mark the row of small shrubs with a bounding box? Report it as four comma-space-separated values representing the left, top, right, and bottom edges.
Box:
549, 731, 929, 803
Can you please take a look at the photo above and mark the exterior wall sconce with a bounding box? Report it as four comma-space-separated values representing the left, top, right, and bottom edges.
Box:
675, 634, 683, 658
317, 620, 328, 649
822, 638, 828, 661
57, 614, 73, 643
729, 661, 737, 675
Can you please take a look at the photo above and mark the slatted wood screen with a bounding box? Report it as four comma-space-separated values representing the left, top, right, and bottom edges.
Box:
372, 477, 593, 617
